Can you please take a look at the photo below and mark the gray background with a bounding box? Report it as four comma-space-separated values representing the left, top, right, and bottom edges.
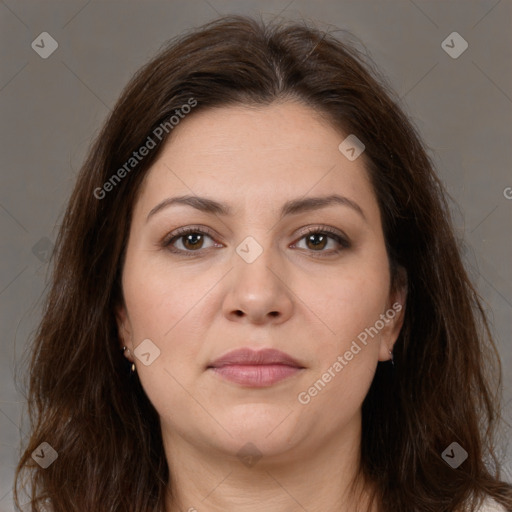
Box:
1, 0, 511, 510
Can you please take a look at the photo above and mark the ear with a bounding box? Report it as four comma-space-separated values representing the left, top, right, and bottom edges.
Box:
115, 301, 133, 357
378, 266, 407, 362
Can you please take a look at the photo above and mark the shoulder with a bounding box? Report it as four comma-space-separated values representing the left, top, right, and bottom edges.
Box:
475, 496, 508, 512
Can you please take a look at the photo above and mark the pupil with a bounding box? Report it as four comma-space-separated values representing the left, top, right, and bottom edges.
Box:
185, 233, 202, 249
308, 234, 326, 250
181, 233, 328, 251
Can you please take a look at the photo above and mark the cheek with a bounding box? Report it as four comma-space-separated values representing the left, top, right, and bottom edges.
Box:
307, 261, 390, 344
296, 268, 387, 421
121, 253, 219, 340
300, 253, 390, 408
120, 255, 220, 407
298, 353, 377, 434
120, 258, 208, 421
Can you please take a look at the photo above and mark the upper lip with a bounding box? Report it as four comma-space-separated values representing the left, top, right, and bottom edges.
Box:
208, 348, 304, 369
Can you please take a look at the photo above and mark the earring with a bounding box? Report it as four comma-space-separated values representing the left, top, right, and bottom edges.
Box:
389, 349, 395, 367
122, 346, 136, 375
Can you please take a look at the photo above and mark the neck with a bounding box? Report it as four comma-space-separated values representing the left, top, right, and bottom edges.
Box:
163, 411, 378, 512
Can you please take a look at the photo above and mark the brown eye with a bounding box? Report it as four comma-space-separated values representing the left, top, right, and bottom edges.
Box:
164, 227, 220, 255
304, 232, 329, 251
292, 227, 350, 257
181, 232, 205, 250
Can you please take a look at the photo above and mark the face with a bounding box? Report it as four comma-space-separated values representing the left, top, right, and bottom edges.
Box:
116, 100, 406, 465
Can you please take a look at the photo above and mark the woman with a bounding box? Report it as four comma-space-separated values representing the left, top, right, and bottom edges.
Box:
14, 14, 512, 512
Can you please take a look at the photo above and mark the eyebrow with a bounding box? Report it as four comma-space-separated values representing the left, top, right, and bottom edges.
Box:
146, 194, 367, 223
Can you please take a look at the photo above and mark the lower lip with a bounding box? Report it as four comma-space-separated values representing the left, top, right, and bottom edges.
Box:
209, 364, 302, 387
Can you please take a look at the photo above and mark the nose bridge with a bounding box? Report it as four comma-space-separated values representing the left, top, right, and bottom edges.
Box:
224, 229, 293, 323
233, 231, 281, 291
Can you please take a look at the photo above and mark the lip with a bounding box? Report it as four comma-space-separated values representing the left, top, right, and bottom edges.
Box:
207, 348, 305, 387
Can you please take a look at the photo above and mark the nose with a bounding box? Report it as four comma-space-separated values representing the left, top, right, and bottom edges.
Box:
222, 245, 294, 326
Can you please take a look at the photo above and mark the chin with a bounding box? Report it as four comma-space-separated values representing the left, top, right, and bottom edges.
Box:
213, 405, 301, 453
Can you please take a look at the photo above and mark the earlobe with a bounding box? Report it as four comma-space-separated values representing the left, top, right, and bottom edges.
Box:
115, 304, 132, 352
391, 289, 407, 340
377, 304, 405, 361
378, 268, 408, 361
390, 265, 407, 333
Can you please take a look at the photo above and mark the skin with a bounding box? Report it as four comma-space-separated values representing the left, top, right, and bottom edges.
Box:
116, 100, 407, 512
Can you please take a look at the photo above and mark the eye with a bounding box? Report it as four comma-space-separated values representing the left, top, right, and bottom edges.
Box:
163, 226, 221, 255
291, 226, 350, 256
162, 225, 350, 257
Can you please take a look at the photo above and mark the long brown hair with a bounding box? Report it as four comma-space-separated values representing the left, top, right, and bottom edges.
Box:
14, 14, 512, 512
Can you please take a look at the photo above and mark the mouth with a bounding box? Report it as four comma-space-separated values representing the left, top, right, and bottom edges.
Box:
207, 348, 305, 388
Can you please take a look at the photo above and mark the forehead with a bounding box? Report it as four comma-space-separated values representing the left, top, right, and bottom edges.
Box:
133, 101, 380, 226
166, 100, 346, 156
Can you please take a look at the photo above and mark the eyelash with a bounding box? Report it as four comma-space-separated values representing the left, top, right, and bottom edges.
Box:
162, 225, 350, 258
